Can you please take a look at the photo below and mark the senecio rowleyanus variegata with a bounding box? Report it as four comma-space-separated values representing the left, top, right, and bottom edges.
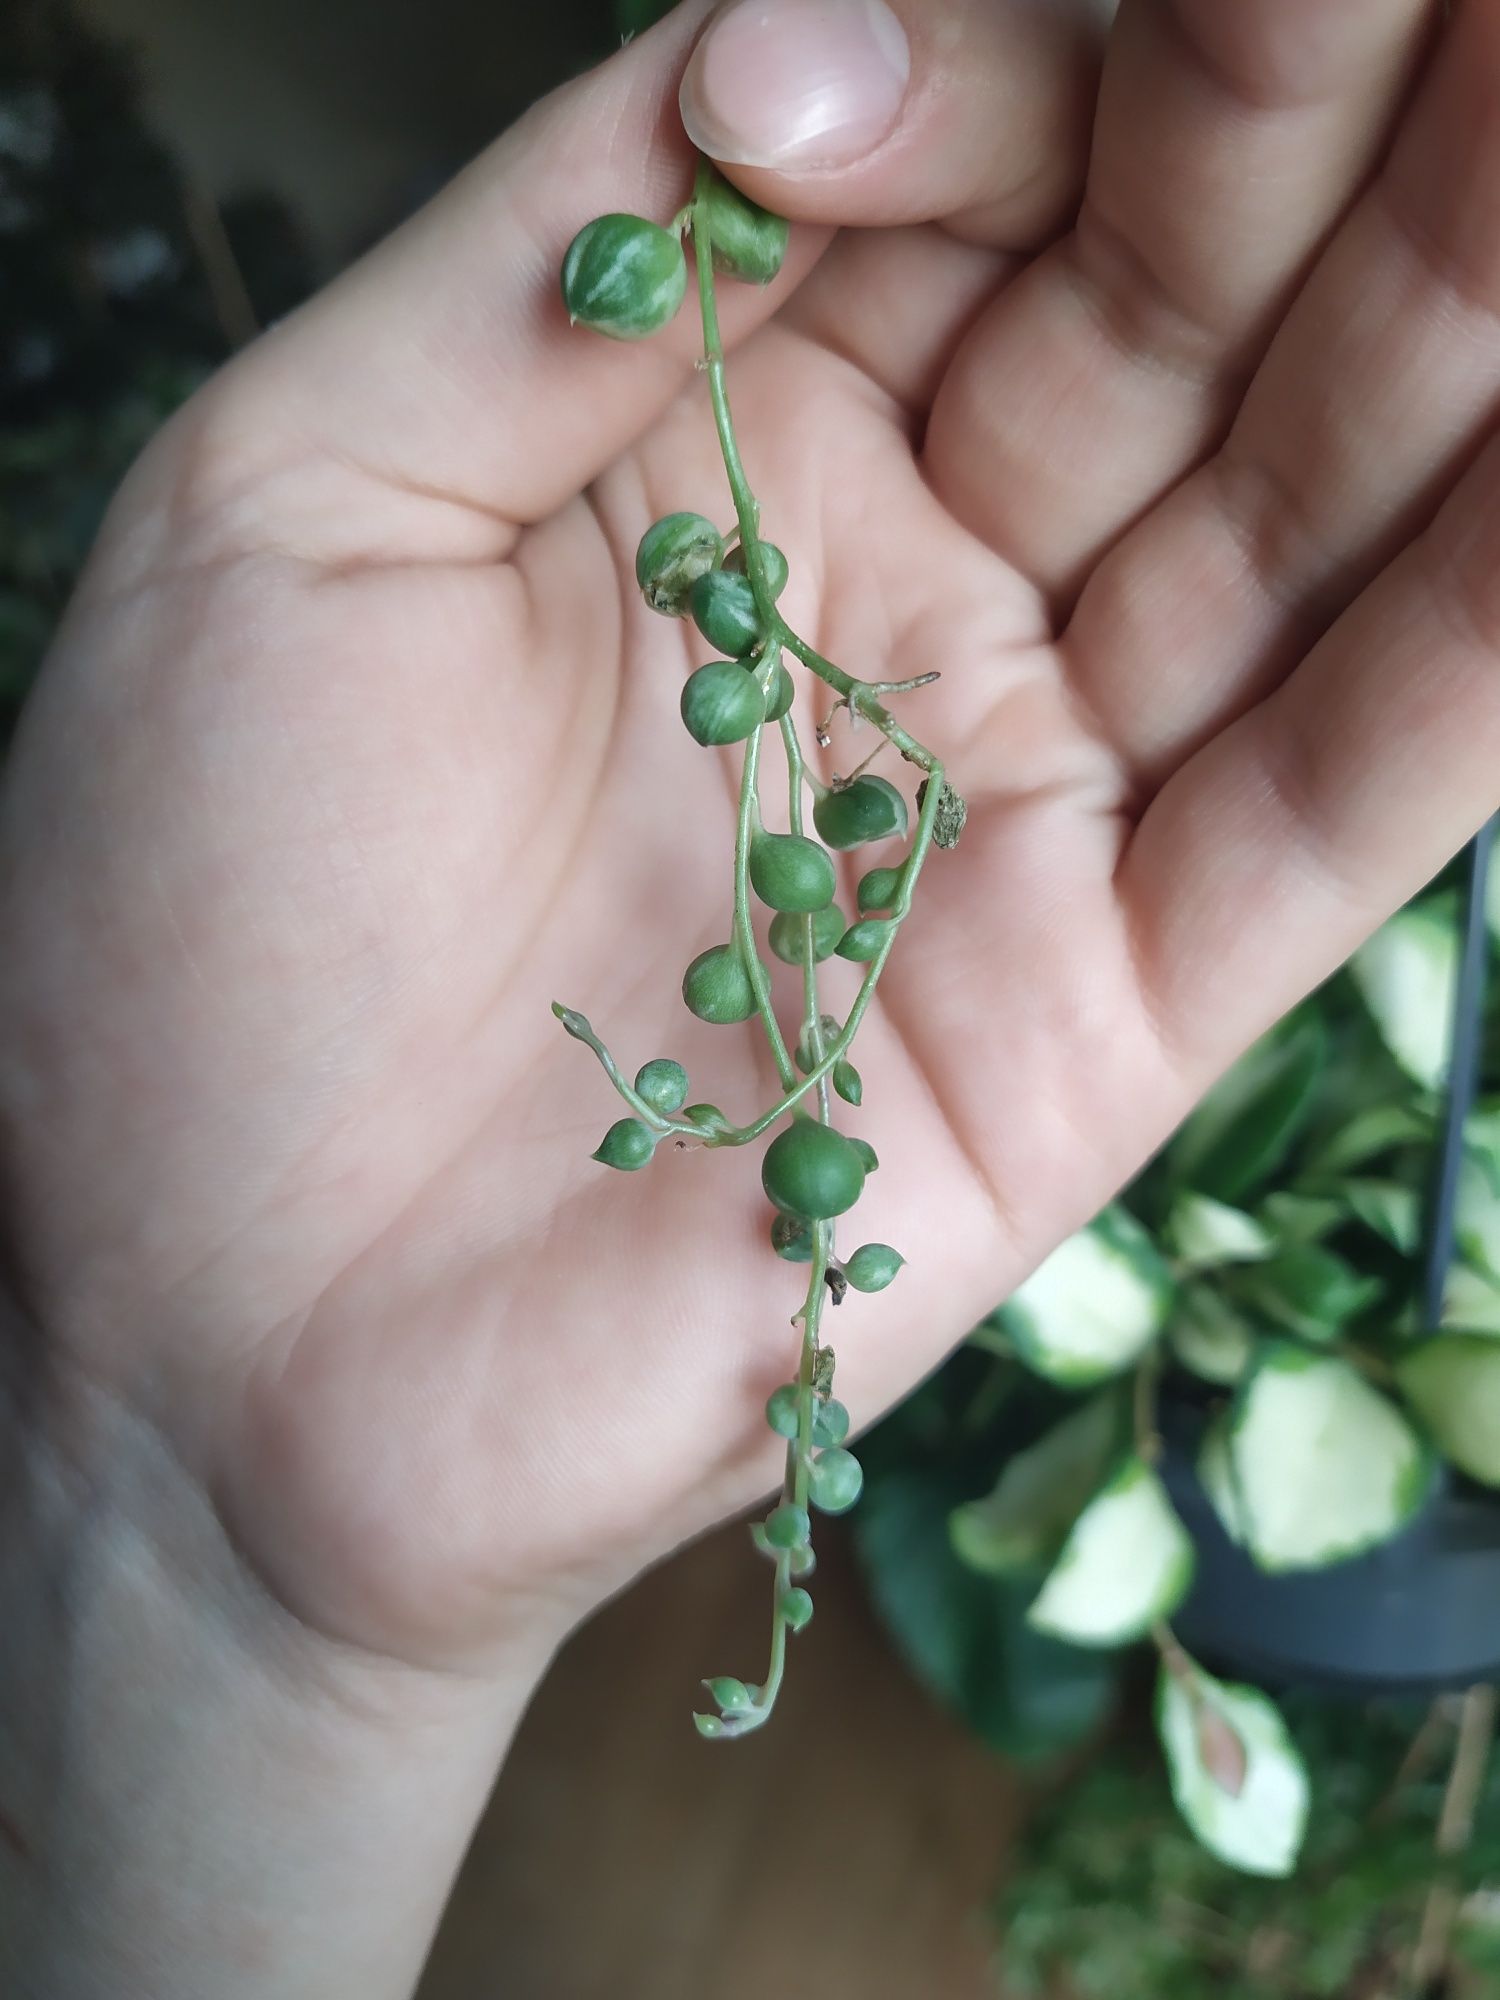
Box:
554, 158, 966, 1739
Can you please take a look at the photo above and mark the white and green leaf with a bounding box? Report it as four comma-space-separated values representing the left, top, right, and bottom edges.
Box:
1166, 1194, 1273, 1272
1231, 1346, 1432, 1571
1197, 1415, 1249, 1546
1457, 1156, 1500, 1284
999, 1206, 1174, 1388
1168, 1284, 1257, 1388
1026, 1458, 1194, 1648
1157, 1655, 1310, 1878
1398, 1335, 1500, 1488
1349, 897, 1458, 1093
1442, 1261, 1500, 1335
949, 1390, 1122, 1578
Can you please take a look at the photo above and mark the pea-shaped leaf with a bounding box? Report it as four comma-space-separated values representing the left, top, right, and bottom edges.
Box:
1156, 1656, 1310, 1877
560, 213, 687, 340
724, 540, 789, 596
1230, 1346, 1433, 1571
1025, 1459, 1194, 1648
999, 1206, 1174, 1388
689, 568, 762, 658
699, 166, 790, 284
1398, 1335, 1500, 1487
634, 512, 722, 616
1349, 895, 1459, 1091
680, 659, 764, 746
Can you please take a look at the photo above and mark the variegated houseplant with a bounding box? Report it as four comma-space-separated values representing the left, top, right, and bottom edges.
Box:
865, 863, 1500, 1883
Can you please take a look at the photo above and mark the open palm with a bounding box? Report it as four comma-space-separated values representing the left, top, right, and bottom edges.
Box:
3, 0, 1497, 1678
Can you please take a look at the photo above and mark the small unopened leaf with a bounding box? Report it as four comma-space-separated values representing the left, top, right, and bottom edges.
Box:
1231, 1346, 1432, 1571
1026, 1459, 1194, 1648
949, 1391, 1122, 1578
1349, 897, 1459, 1092
999, 1207, 1174, 1387
1168, 1284, 1256, 1387
1157, 1657, 1309, 1877
1166, 1194, 1273, 1271
1398, 1335, 1500, 1487
1169, 1012, 1328, 1203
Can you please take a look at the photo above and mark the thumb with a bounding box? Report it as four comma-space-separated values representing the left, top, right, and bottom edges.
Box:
680, 0, 1107, 246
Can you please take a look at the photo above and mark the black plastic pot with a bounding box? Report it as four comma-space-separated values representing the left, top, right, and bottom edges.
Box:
1160, 1395, 1500, 1694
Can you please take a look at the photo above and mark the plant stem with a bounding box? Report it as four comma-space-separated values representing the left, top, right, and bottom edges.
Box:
1409, 1684, 1498, 1996
733, 718, 796, 1091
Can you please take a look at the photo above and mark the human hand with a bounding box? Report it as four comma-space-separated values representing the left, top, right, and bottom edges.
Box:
2, 0, 1496, 1864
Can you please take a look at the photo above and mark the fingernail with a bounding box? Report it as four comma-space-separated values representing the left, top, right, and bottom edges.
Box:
681, 0, 911, 172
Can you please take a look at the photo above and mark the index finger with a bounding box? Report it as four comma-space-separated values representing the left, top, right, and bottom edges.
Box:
178, 0, 1100, 568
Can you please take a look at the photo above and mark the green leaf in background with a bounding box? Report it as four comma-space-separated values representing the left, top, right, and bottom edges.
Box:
1255, 1188, 1347, 1244
948, 1388, 1123, 1578
1397, 1335, 1500, 1486
999, 1206, 1174, 1387
1196, 1414, 1248, 1544
1168, 1011, 1329, 1204
1026, 1459, 1194, 1648
997, 1696, 1500, 1998
855, 1458, 1119, 1762
1443, 1261, 1500, 1333
1230, 1346, 1432, 1571
1167, 1283, 1257, 1386
1348, 895, 1459, 1091
1227, 1243, 1383, 1344
1302, 1100, 1432, 1177
1457, 1154, 1500, 1282
1165, 1193, 1273, 1271
1468, 1103, 1500, 1193
1157, 1654, 1310, 1879
1340, 1177, 1422, 1255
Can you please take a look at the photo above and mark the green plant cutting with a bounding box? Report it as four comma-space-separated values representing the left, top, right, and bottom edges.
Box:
554, 159, 962, 1740
934, 881, 1500, 1880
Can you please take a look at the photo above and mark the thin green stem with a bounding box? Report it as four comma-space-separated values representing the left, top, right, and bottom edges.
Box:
556, 762, 944, 1148
744, 1217, 832, 1730
733, 722, 796, 1091
778, 625, 943, 776
549, 1003, 677, 1133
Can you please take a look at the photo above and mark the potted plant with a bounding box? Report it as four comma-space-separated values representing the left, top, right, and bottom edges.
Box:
859, 830, 1500, 1890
